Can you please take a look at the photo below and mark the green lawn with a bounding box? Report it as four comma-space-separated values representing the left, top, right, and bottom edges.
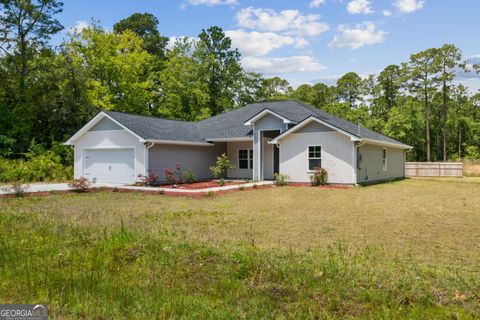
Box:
1, 178, 479, 319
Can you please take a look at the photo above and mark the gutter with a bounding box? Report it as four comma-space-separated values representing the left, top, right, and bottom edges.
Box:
145, 139, 214, 147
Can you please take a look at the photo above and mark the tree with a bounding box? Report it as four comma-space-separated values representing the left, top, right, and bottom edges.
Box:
67, 25, 155, 114
259, 77, 291, 99
311, 83, 336, 109
376, 64, 403, 120
0, 0, 63, 98
407, 49, 441, 161
157, 37, 210, 120
195, 26, 242, 115
436, 44, 464, 161
113, 12, 169, 59
336, 72, 362, 109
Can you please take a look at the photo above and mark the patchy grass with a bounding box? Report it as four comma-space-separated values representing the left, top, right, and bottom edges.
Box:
0, 178, 479, 318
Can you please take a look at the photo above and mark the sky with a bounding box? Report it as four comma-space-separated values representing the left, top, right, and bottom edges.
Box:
52, 0, 480, 90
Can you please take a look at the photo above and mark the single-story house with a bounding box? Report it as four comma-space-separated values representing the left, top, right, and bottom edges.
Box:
65, 100, 412, 185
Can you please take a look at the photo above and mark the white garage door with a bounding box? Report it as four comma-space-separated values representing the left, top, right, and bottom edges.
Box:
84, 149, 135, 184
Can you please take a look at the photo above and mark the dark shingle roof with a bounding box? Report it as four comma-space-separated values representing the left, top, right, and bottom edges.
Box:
104, 101, 409, 147
105, 111, 205, 143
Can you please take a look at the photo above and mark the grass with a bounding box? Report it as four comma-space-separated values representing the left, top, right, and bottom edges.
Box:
1, 178, 479, 318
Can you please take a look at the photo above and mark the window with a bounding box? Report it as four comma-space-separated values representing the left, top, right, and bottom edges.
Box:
239, 149, 253, 169
308, 146, 321, 170
382, 148, 387, 171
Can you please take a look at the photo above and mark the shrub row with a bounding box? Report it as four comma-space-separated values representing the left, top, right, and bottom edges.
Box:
0, 151, 73, 183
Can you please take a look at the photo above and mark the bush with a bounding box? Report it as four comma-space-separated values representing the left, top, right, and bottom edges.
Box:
0, 144, 73, 183
274, 173, 288, 186
218, 178, 225, 186
183, 169, 196, 184
138, 170, 159, 187
164, 164, 182, 186
4, 181, 30, 197
69, 177, 93, 193
209, 154, 234, 180
310, 167, 328, 186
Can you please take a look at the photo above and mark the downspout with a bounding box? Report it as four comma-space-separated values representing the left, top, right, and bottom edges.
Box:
145, 142, 155, 176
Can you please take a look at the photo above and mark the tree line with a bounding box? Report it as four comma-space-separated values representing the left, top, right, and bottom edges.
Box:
1, 0, 479, 162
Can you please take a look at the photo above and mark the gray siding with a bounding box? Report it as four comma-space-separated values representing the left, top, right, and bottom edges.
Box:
227, 141, 253, 179
356, 144, 405, 183
148, 143, 227, 181
89, 117, 123, 131
253, 113, 286, 180
295, 121, 334, 134
279, 130, 355, 184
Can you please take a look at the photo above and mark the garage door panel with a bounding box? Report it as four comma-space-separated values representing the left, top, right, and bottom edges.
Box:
85, 149, 134, 184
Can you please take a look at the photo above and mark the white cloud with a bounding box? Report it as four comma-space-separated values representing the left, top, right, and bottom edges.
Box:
394, 0, 425, 13
309, 0, 326, 8
225, 30, 299, 57
328, 22, 386, 49
383, 10, 392, 16
236, 7, 329, 36
186, 0, 237, 6
347, 0, 373, 14
241, 55, 325, 74
68, 20, 89, 34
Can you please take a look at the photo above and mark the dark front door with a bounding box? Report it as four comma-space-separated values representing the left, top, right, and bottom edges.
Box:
273, 145, 279, 175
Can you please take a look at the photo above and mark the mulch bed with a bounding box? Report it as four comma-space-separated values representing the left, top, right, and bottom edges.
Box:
154, 180, 247, 190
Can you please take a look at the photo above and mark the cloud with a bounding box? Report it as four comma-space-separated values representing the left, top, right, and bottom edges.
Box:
382, 10, 392, 16
185, 0, 237, 6
347, 0, 373, 14
309, 0, 326, 8
394, 0, 425, 13
241, 55, 325, 74
328, 22, 386, 49
68, 20, 89, 34
236, 7, 329, 36
455, 55, 480, 80
225, 30, 301, 56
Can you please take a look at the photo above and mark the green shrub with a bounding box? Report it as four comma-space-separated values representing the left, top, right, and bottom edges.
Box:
274, 173, 288, 186
310, 167, 328, 186
209, 153, 234, 180
218, 178, 226, 186
183, 169, 197, 184
0, 153, 73, 183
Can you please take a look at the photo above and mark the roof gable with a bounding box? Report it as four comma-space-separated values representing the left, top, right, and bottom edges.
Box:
244, 109, 294, 126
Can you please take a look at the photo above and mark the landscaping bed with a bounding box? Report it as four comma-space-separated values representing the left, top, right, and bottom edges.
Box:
155, 180, 248, 189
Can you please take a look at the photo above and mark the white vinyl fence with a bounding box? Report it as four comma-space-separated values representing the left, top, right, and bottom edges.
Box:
405, 162, 463, 177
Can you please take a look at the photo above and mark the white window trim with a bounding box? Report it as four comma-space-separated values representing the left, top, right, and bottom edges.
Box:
308, 145, 322, 171
382, 148, 387, 171
238, 148, 253, 170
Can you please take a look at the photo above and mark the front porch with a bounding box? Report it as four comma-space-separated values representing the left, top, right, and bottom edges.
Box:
224, 129, 280, 181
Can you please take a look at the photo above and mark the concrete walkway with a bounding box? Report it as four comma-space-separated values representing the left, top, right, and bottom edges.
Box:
0, 181, 274, 195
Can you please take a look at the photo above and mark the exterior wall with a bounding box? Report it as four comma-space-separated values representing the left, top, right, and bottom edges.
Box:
253, 114, 286, 180
73, 130, 146, 182
89, 117, 123, 131
227, 141, 253, 179
279, 124, 355, 184
356, 144, 405, 183
148, 143, 227, 182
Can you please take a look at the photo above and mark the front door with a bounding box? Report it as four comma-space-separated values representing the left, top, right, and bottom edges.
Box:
273, 145, 279, 175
